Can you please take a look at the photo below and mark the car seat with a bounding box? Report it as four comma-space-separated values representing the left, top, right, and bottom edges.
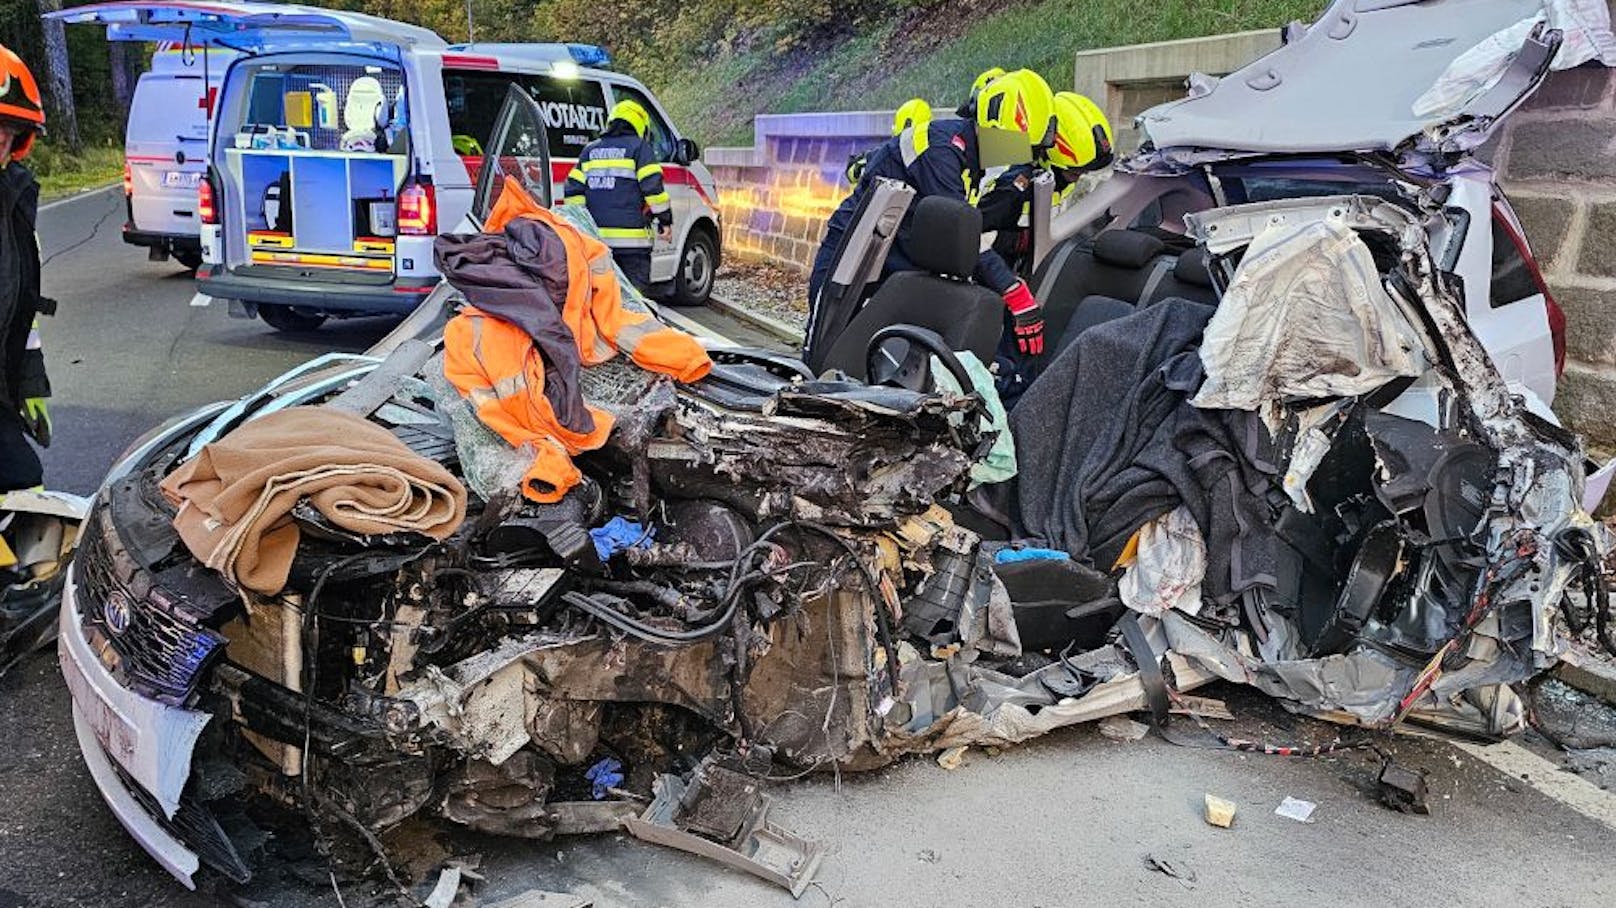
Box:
817, 195, 1004, 382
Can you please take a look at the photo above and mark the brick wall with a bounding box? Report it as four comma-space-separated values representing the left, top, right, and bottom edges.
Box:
705, 111, 896, 271
1491, 60, 1616, 451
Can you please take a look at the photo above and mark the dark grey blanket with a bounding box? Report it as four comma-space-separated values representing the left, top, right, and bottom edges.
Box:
1011, 298, 1278, 604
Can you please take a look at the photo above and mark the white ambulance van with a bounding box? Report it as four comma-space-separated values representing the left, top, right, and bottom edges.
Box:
122, 44, 237, 269
55, 2, 722, 332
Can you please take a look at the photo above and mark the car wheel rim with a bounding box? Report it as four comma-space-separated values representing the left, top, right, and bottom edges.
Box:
684, 243, 712, 296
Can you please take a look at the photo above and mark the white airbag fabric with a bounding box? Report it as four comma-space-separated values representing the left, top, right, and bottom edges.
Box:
1118, 506, 1205, 617
1413, 0, 1616, 119
1191, 218, 1424, 429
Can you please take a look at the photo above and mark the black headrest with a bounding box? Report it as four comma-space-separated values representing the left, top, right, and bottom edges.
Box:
1092, 230, 1167, 269
901, 195, 982, 277
1173, 246, 1214, 288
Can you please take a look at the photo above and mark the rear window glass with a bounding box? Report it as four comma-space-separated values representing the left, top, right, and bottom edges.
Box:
129, 74, 211, 144
1228, 177, 1406, 204
1490, 215, 1540, 308
227, 61, 407, 155
443, 71, 607, 159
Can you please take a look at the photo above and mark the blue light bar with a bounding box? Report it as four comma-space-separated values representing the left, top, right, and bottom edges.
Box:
566, 43, 611, 68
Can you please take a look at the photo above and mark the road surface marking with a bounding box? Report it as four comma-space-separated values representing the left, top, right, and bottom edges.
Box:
1451, 738, 1616, 831
38, 183, 119, 213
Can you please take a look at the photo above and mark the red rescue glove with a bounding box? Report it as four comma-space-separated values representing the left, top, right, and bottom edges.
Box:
1002, 280, 1045, 356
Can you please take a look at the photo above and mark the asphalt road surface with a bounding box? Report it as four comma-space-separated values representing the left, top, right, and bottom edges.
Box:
2, 186, 1615, 908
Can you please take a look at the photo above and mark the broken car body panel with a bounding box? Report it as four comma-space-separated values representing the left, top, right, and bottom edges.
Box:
1136, 0, 1560, 160
57, 5, 1616, 898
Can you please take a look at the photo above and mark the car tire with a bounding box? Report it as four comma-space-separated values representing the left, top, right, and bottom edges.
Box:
669, 229, 717, 307
174, 249, 204, 271
259, 304, 328, 333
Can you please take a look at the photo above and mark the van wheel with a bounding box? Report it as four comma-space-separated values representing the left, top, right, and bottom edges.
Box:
670, 229, 717, 307
259, 304, 328, 333
174, 250, 203, 271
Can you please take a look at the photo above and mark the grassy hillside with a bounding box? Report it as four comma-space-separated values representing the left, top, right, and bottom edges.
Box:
343, 0, 1324, 146
645, 0, 1325, 145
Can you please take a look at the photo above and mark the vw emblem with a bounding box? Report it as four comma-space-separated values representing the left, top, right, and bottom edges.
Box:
103, 592, 133, 636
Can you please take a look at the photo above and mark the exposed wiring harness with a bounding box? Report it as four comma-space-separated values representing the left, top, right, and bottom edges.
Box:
296, 550, 430, 908
562, 519, 902, 692
1555, 528, 1615, 656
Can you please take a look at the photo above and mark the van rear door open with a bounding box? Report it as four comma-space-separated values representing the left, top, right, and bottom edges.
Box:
216, 56, 411, 279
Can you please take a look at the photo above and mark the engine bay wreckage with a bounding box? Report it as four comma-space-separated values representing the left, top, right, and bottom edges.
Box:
71, 192, 1614, 899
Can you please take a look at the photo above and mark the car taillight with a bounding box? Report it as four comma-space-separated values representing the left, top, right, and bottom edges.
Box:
198, 177, 218, 225
121, 163, 132, 197
1545, 294, 1567, 377
1494, 205, 1566, 377
398, 181, 436, 236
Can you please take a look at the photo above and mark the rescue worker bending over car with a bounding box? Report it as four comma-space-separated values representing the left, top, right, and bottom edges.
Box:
563, 99, 671, 294
808, 69, 1058, 356
978, 91, 1115, 276
0, 46, 52, 493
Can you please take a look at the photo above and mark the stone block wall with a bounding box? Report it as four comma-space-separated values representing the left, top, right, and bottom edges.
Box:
705, 111, 895, 271
1492, 60, 1616, 451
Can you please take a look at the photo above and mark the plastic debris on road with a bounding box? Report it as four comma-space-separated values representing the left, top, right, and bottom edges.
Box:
1274, 796, 1317, 823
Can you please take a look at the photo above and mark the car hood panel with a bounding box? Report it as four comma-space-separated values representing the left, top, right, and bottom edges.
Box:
1137, 0, 1581, 158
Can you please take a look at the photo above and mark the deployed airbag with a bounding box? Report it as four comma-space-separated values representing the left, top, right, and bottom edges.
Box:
1191, 219, 1424, 429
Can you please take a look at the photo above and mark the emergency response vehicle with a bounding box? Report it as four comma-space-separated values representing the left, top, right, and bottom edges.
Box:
122, 43, 238, 270
56, 1, 722, 332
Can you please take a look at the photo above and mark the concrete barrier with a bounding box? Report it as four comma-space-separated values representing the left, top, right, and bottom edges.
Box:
705, 111, 898, 272
1072, 29, 1281, 153
702, 29, 1284, 273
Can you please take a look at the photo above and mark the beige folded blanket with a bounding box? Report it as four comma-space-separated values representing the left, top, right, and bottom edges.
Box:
160, 407, 467, 596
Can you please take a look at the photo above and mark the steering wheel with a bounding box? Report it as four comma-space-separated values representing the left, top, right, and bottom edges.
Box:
865, 324, 976, 394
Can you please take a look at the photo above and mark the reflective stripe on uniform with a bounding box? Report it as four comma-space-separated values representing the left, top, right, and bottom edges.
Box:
643, 191, 671, 209
636, 163, 663, 180
898, 125, 930, 167
26, 317, 40, 351
615, 315, 659, 353
465, 316, 531, 407
581, 158, 637, 178
599, 226, 653, 248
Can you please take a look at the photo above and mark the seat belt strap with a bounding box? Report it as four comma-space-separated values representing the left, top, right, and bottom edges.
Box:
1119, 612, 1171, 730
1136, 257, 1174, 306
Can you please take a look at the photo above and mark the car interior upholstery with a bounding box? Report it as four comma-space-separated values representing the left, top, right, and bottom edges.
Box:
819, 195, 1006, 381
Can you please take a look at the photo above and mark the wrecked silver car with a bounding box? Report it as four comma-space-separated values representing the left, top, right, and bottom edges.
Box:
56, 1, 1616, 900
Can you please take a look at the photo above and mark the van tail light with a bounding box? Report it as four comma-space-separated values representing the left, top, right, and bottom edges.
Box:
198, 174, 218, 225
121, 163, 132, 197
398, 181, 437, 236
1493, 205, 1565, 377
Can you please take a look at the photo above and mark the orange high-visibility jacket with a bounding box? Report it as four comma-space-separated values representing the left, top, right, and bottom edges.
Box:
443, 177, 711, 503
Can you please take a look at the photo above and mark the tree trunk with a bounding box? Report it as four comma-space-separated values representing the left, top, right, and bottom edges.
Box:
35, 0, 80, 152
109, 42, 136, 116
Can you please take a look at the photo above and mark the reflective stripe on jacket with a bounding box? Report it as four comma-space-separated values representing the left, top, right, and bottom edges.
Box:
847, 119, 1015, 293
443, 178, 712, 503
562, 123, 670, 250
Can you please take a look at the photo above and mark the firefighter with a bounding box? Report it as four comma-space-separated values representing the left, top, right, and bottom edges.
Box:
978, 91, 1115, 274
0, 45, 51, 493
808, 69, 1057, 355
959, 66, 1007, 114
563, 99, 671, 294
